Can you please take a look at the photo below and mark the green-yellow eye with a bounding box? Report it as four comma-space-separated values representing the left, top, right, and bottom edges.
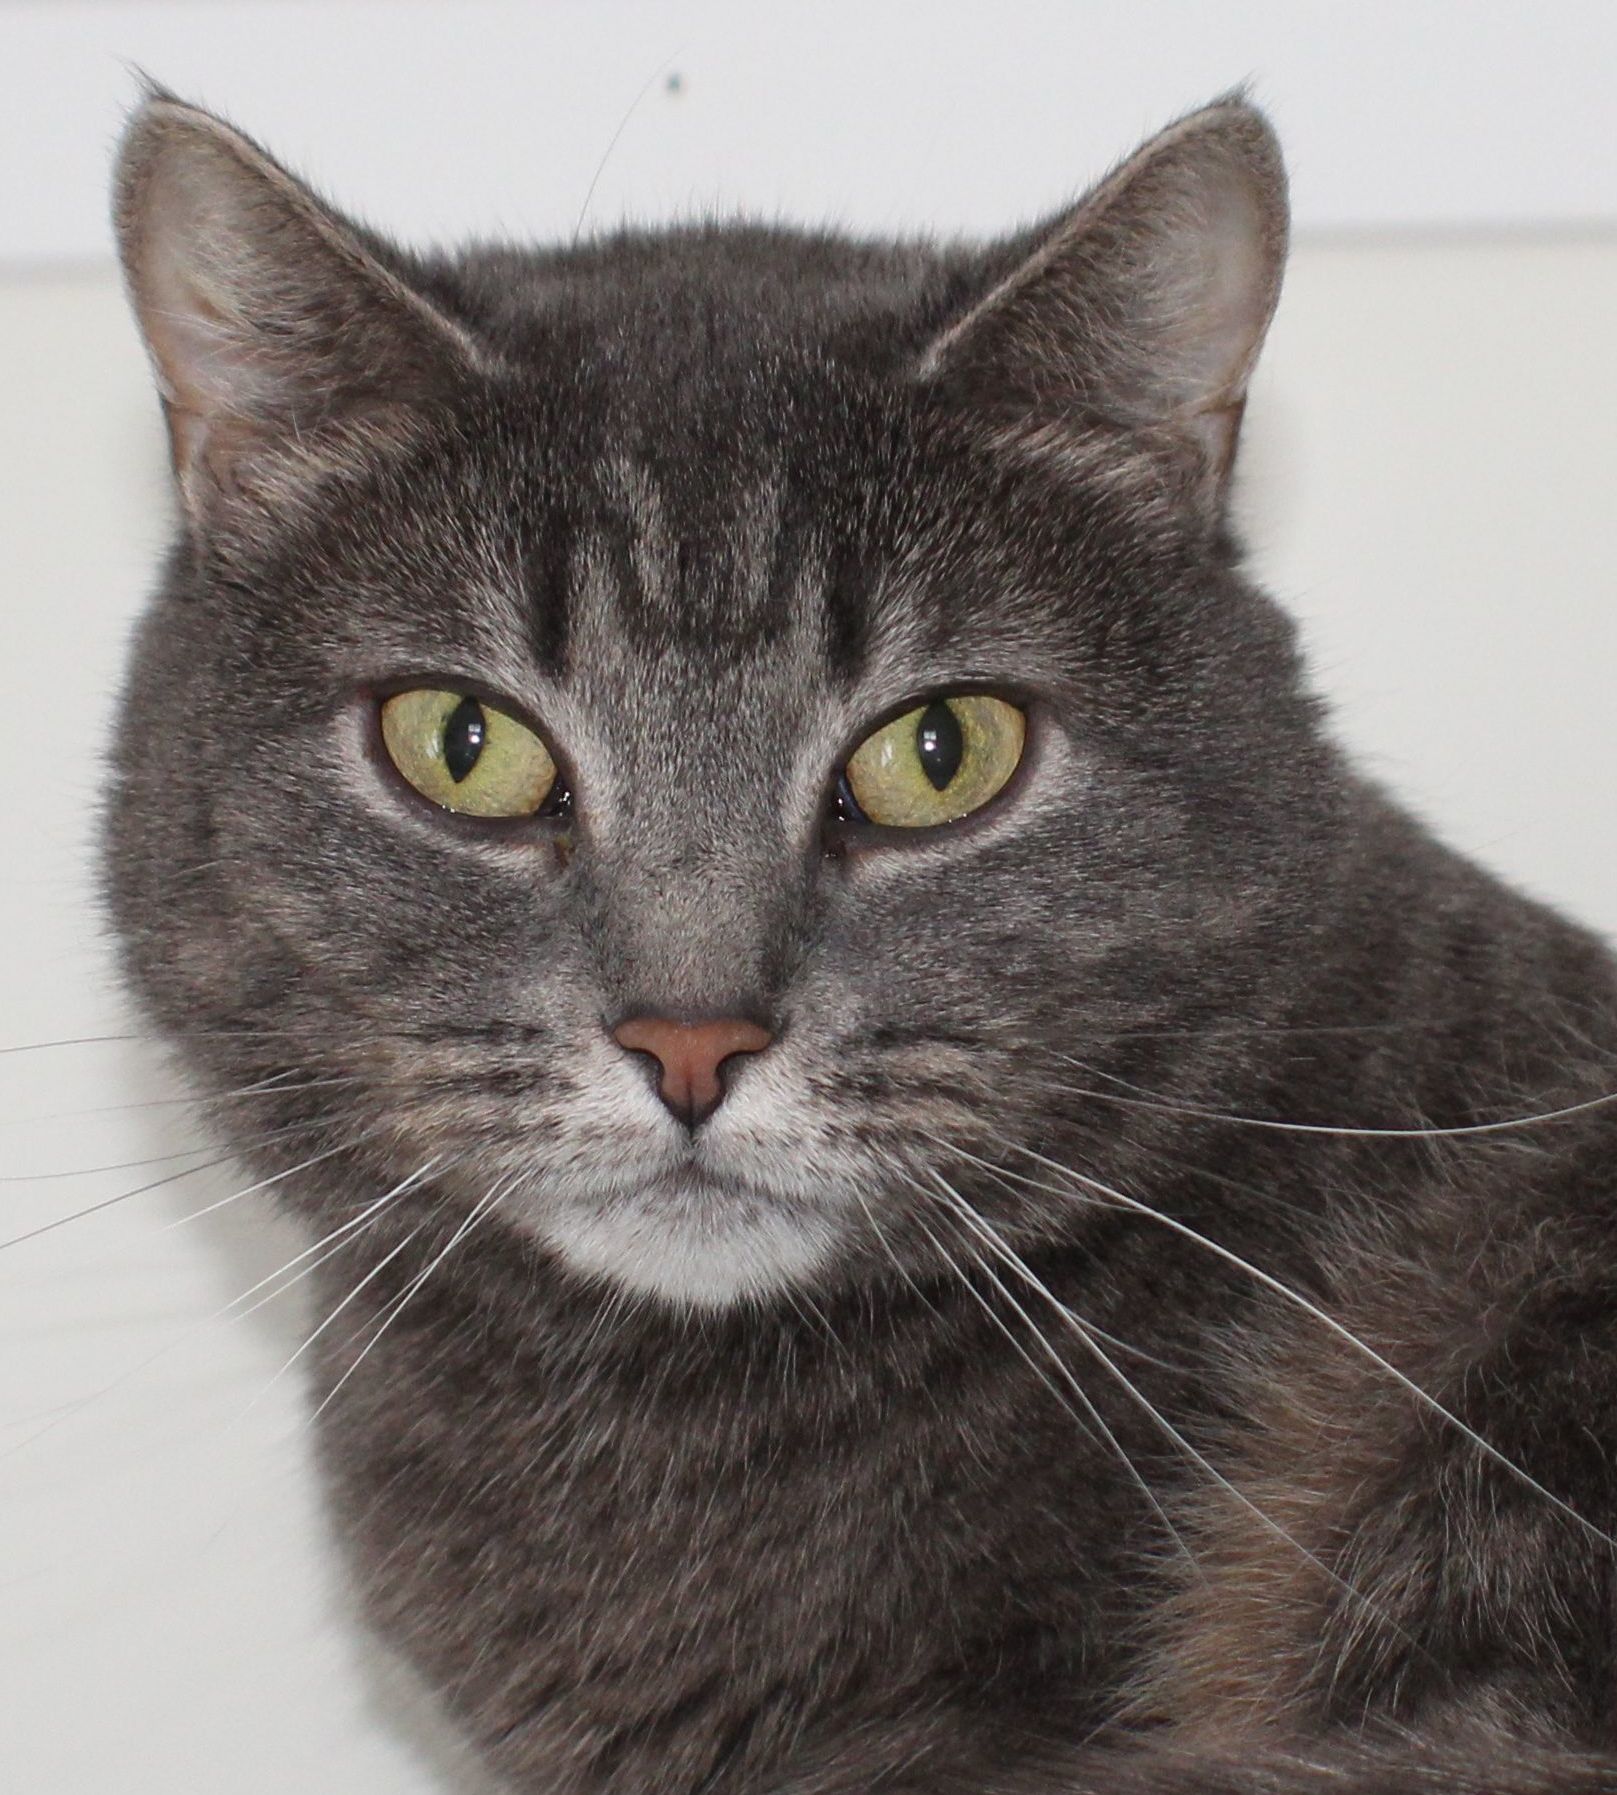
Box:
843, 694, 1026, 828
379, 688, 560, 818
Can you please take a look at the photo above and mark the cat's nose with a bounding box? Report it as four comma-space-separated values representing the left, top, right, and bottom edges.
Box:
612, 1016, 773, 1127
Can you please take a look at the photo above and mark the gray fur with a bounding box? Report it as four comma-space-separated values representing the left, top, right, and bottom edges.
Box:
105, 91, 1617, 1793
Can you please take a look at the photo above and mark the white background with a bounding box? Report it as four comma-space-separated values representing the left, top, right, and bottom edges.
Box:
10, 0, 1617, 270
2, 4, 1615, 1791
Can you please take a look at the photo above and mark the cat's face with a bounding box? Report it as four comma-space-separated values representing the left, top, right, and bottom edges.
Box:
107, 96, 1337, 1307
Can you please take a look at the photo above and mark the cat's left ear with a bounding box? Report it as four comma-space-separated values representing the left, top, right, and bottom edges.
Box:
113, 91, 486, 526
920, 96, 1287, 511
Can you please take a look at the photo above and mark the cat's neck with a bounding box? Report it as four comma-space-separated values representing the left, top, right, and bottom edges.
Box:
1305, 788, 1617, 1119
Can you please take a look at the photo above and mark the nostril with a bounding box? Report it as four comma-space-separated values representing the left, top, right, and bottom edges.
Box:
613, 1016, 773, 1127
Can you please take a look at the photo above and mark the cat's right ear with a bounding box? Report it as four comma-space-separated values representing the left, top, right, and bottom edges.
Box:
113, 93, 484, 527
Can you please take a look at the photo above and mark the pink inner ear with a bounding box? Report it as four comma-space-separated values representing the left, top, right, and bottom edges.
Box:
115, 99, 485, 520
1178, 160, 1277, 411
916, 100, 1287, 502
1162, 162, 1278, 475
126, 151, 284, 488
139, 267, 241, 468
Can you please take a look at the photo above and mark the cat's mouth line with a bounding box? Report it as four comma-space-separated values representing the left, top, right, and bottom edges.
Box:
541, 1160, 847, 1215
472, 1126, 870, 1239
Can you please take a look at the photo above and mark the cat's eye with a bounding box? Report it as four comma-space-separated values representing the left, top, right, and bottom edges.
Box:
841, 695, 1026, 828
379, 688, 562, 818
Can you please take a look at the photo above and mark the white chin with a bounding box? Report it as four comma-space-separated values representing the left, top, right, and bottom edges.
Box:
540, 1177, 839, 1310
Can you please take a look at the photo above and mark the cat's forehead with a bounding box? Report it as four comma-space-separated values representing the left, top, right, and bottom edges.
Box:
451, 227, 969, 376
402, 232, 1095, 701
524, 443, 897, 776
566, 454, 814, 656
297, 234, 1140, 756
440, 378, 954, 690
383, 412, 1034, 824
347, 359, 1105, 759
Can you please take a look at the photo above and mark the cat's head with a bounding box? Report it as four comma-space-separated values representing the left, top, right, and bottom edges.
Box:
106, 91, 1341, 1309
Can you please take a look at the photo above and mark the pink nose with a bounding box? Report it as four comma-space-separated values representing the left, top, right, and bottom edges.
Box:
613, 1016, 773, 1126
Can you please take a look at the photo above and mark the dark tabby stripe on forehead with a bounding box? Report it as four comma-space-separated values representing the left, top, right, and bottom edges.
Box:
521, 497, 577, 676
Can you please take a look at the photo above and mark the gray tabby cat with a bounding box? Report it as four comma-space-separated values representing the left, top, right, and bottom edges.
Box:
106, 88, 1617, 1794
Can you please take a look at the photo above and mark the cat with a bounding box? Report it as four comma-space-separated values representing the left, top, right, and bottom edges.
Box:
104, 85, 1617, 1794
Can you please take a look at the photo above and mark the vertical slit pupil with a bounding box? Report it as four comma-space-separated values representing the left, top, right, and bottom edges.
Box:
442, 698, 487, 783
915, 700, 963, 792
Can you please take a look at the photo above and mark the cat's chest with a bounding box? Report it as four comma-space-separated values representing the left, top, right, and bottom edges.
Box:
308, 1262, 1160, 1792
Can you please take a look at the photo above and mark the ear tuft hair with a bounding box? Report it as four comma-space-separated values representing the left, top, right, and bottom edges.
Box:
921, 97, 1289, 510
113, 94, 484, 523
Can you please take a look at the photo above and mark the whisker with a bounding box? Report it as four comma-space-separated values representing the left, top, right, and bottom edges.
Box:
917, 1146, 1205, 1380
910, 1179, 1205, 1576
235, 1158, 451, 1420
1124, 1135, 1321, 1226
778, 1280, 851, 1361
225, 1171, 444, 1323
309, 1180, 509, 1425
845, 1177, 944, 1319
0, 1116, 334, 1184
1108, 1000, 1617, 1049
158, 1135, 379, 1231
1052, 1055, 1617, 1141
904, 1202, 1099, 1462
1114, 1019, 1458, 1042
939, 1131, 1617, 1553
0, 1154, 240, 1254
925, 1169, 1411, 1637
0, 1033, 155, 1057
0, 1025, 363, 1057
0, 1123, 374, 1255
572, 51, 682, 243
0, 1159, 431, 1462
0, 1071, 363, 1133
573, 1271, 638, 1364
